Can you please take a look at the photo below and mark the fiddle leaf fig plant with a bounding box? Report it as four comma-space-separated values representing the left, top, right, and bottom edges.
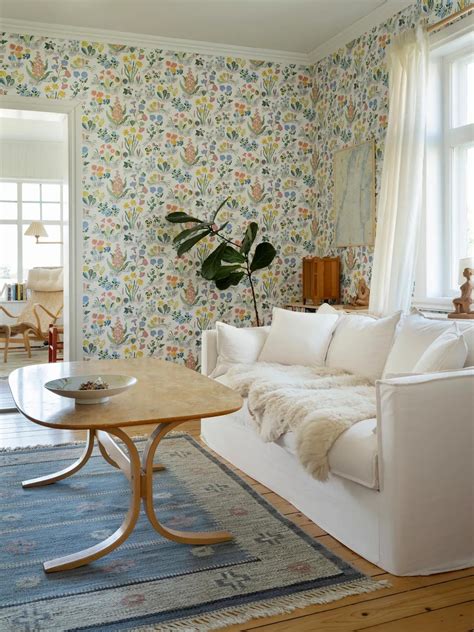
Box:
166, 198, 276, 326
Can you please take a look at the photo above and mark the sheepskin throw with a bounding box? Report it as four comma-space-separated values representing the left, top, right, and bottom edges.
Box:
224, 363, 376, 481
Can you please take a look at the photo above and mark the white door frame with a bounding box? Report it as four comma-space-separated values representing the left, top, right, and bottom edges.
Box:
0, 96, 83, 361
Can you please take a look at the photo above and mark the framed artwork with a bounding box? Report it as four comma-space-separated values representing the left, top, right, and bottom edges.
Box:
334, 140, 375, 247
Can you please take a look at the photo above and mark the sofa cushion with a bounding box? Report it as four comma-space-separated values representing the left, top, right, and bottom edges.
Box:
326, 311, 401, 381
210, 322, 270, 378
277, 418, 378, 490
383, 309, 474, 375
258, 307, 339, 367
217, 374, 378, 489
413, 325, 468, 372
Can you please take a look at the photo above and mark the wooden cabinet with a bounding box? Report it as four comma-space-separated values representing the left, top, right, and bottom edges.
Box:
302, 257, 340, 305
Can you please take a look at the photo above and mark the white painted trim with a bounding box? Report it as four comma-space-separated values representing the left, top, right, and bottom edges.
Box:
0, 96, 83, 361
430, 13, 474, 49
0, 17, 309, 65
309, 1, 413, 63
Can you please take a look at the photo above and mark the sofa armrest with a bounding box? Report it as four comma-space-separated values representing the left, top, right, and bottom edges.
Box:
375, 369, 474, 574
201, 330, 217, 376
376, 369, 473, 480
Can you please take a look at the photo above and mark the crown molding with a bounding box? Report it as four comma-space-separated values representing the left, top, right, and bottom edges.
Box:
309, 0, 413, 63
0, 18, 310, 65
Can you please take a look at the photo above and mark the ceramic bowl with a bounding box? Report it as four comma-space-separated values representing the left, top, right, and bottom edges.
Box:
44, 374, 137, 405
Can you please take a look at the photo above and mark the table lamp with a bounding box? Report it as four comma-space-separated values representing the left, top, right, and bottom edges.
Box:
24, 221, 62, 244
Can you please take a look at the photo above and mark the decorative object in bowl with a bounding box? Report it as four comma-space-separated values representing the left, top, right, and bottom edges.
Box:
44, 375, 137, 405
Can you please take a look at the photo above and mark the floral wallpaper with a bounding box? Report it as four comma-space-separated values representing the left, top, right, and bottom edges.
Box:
0, 0, 464, 364
0, 34, 315, 366
312, 0, 467, 302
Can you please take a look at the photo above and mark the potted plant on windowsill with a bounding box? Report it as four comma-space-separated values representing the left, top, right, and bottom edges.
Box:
166, 198, 276, 326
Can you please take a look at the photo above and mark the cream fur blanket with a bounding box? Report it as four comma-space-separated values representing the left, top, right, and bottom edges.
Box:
224, 363, 376, 481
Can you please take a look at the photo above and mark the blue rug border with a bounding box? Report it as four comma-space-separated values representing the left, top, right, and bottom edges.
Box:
2, 434, 370, 631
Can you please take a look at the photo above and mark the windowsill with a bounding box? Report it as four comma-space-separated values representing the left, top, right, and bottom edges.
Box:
412, 297, 453, 313
0, 299, 27, 303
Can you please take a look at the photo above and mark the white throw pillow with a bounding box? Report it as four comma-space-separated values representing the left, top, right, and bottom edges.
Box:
413, 325, 468, 373
326, 311, 402, 381
211, 322, 270, 377
383, 309, 464, 375
258, 307, 339, 367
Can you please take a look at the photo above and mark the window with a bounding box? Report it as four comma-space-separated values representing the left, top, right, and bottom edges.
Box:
415, 25, 474, 309
446, 48, 474, 290
0, 180, 64, 290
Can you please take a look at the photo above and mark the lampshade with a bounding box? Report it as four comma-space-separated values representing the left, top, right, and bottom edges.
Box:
24, 221, 48, 238
458, 257, 474, 284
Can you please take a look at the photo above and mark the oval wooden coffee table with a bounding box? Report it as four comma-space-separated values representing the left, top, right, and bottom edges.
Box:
9, 358, 242, 573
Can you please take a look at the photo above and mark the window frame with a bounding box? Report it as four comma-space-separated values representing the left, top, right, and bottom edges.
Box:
414, 19, 474, 312
444, 45, 474, 294
0, 178, 64, 287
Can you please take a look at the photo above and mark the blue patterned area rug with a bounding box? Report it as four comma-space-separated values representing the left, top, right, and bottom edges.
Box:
0, 435, 387, 631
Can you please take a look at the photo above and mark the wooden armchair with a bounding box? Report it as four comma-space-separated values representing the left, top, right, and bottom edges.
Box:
0, 267, 63, 362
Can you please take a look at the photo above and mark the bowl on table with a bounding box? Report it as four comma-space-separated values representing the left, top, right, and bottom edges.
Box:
44, 375, 137, 405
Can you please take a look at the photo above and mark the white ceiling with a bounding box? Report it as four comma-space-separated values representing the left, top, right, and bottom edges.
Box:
0, 0, 410, 56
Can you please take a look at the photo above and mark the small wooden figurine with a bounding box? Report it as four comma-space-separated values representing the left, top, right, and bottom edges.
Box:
448, 267, 473, 319
351, 277, 370, 307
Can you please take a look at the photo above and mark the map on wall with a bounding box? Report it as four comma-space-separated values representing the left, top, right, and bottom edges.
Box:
334, 141, 375, 247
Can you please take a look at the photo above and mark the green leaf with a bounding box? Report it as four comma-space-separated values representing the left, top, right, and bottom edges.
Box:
173, 225, 209, 244
212, 197, 229, 222
240, 222, 258, 255
176, 231, 210, 256
221, 246, 246, 264
216, 220, 229, 233
212, 264, 243, 280
216, 271, 245, 290
250, 242, 276, 272
201, 242, 227, 280
166, 212, 203, 224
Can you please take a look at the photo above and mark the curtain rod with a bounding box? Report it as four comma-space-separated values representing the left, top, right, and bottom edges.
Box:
426, 4, 473, 33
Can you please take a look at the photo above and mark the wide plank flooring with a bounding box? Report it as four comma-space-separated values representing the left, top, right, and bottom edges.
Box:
0, 406, 472, 632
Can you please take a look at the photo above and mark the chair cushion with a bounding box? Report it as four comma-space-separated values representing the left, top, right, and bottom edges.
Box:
27, 267, 63, 292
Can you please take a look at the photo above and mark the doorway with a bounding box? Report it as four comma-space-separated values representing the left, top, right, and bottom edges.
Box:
0, 97, 82, 409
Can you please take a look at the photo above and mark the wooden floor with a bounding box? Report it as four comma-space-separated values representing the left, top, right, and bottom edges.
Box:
0, 402, 472, 631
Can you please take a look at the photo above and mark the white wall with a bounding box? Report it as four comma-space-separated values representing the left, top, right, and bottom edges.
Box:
0, 139, 67, 180
0, 111, 67, 180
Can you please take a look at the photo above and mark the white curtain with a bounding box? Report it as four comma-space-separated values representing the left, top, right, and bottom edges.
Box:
369, 27, 429, 316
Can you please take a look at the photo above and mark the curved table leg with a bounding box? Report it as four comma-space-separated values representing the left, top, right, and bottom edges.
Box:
22, 430, 96, 489
97, 435, 120, 470
97, 433, 164, 472
141, 422, 233, 545
43, 429, 141, 573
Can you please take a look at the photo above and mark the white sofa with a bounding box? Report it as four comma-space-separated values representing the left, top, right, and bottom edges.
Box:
200, 312, 474, 576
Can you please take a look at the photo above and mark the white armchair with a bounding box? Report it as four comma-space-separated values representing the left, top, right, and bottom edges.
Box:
0, 267, 63, 362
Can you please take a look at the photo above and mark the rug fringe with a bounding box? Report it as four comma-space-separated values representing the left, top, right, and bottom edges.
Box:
133, 577, 390, 631
0, 439, 90, 452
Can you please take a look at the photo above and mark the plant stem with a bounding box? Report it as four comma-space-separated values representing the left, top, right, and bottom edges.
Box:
247, 268, 260, 327
213, 228, 260, 326
213, 229, 241, 250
